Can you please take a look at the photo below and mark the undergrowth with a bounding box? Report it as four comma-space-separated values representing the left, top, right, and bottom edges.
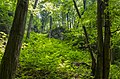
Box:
17, 32, 92, 79
0, 32, 120, 79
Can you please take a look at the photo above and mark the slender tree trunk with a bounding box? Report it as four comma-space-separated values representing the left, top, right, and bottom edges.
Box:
72, 17, 74, 28
26, 0, 38, 38
73, 0, 96, 76
70, 21, 72, 29
83, 26, 96, 75
72, 0, 80, 29
41, 18, 45, 33
49, 16, 52, 38
73, 0, 81, 18
83, 0, 86, 11
82, 0, 86, 15
0, 0, 29, 79
103, 0, 111, 79
66, 12, 69, 28
26, 14, 33, 38
95, 0, 104, 79
61, 12, 64, 26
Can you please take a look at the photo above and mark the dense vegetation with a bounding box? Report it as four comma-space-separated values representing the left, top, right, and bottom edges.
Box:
0, 0, 120, 79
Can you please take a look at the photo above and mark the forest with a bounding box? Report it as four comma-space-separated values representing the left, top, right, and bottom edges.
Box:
0, 0, 120, 79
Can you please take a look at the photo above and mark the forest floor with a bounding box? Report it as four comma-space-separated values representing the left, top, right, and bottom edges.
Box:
0, 32, 120, 79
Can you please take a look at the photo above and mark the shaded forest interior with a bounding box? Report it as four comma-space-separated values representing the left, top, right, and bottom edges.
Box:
0, 0, 120, 79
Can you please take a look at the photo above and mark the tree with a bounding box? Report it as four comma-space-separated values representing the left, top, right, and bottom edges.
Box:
95, 0, 111, 78
73, 0, 96, 76
103, 0, 111, 78
0, 0, 29, 79
82, 0, 86, 15
95, 0, 104, 78
49, 15, 52, 38
26, 0, 38, 38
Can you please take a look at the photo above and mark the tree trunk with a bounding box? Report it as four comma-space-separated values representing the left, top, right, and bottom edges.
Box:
103, 0, 111, 78
72, 17, 74, 28
95, 0, 104, 79
26, 0, 38, 38
82, 0, 86, 15
66, 12, 69, 28
41, 18, 45, 33
73, 0, 96, 76
61, 12, 64, 26
49, 16, 52, 38
26, 14, 33, 38
83, 0, 86, 11
0, 0, 29, 79
83, 26, 96, 76
73, 0, 81, 18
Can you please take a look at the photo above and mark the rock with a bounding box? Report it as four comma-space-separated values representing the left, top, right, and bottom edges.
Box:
49, 27, 65, 40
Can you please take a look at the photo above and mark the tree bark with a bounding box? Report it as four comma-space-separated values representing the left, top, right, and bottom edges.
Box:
26, 0, 38, 38
95, 0, 104, 79
0, 0, 29, 79
103, 0, 111, 79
